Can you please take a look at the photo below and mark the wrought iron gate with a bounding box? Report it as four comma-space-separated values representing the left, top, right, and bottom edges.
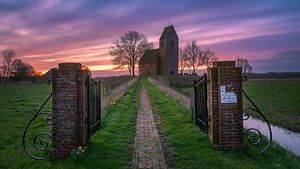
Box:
242, 76, 272, 154
194, 73, 208, 133
22, 81, 52, 160
86, 76, 101, 138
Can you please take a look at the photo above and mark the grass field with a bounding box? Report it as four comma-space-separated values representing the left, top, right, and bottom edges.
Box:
242, 79, 300, 132
1, 79, 299, 168
0, 82, 139, 169
0, 83, 52, 169
143, 78, 300, 169
170, 78, 300, 132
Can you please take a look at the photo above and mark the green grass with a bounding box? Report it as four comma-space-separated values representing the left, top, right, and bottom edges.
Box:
176, 87, 194, 96
0, 82, 140, 169
143, 78, 300, 169
172, 79, 300, 132
0, 83, 52, 169
243, 80, 300, 132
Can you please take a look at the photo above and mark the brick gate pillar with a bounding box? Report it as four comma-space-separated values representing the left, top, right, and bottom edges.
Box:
51, 63, 90, 158
207, 61, 243, 149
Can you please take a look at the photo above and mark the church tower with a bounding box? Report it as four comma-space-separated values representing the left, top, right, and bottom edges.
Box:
159, 25, 178, 75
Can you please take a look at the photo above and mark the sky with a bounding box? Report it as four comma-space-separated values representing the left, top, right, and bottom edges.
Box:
0, 0, 300, 76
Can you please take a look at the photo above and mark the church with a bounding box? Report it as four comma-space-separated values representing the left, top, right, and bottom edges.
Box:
139, 25, 178, 75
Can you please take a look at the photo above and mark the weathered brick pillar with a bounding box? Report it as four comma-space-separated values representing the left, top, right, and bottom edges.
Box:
51, 63, 90, 158
207, 61, 243, 149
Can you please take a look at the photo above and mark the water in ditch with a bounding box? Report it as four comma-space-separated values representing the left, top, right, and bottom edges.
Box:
244, 116, 300, 156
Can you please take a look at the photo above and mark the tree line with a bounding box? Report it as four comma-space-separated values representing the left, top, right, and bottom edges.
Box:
0, 49, 36, 82
1, 31, 254, 81
110, 30, 253, 76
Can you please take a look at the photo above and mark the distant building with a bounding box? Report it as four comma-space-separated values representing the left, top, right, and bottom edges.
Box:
139, 25, 178, 75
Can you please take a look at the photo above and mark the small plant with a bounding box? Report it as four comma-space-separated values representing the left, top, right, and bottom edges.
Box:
71, 146, 87, 160
111, 100, 116, 105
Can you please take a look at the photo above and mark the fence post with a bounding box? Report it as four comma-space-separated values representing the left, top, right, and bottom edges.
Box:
207, 61, 243, 149
51, 63, 90, 158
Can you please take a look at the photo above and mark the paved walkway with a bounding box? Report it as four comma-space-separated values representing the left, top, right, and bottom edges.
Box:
133, 85, 167, 169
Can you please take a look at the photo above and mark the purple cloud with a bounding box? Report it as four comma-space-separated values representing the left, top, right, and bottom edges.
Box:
0, 0, 299, 74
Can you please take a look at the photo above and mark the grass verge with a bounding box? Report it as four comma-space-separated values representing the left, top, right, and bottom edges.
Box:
0, 81, 140, 169
143, 78, 300, 169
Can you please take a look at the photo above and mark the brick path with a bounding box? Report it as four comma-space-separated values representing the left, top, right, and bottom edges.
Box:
133, 85, 167, 169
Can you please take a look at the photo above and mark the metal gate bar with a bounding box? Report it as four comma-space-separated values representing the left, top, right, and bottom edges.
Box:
194, 73, 208, 133
86, 76, 101, 138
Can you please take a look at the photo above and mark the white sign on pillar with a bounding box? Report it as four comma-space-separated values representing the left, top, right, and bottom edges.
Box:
220, 85, 237, 103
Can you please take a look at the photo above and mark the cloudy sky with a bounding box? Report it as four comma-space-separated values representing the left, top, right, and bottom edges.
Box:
1, 0, 300, 76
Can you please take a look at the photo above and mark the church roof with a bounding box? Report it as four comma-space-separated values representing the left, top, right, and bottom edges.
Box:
159, 25, 178, 40
139, 49, 159, 64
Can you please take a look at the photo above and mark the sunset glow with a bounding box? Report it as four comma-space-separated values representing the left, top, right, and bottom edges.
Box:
1, 0, 299, 76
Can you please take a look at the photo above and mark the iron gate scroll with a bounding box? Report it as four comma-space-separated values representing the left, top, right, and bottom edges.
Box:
242, 76, 272, 154
194, 73, 208, 133
86, 76, 101, 138
22, 81, 53, 160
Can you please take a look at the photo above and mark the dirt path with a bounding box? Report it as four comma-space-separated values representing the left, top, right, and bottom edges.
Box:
133, 85, 167, 169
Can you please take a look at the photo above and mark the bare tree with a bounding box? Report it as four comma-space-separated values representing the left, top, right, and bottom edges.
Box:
236, 57, 253, 74
110, 31, 153, 76
184, 40, 202, 74
178, 49, 188, 74
11, 59, 34, 81
201, 49, 217, 67
2, 49, 17, 77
